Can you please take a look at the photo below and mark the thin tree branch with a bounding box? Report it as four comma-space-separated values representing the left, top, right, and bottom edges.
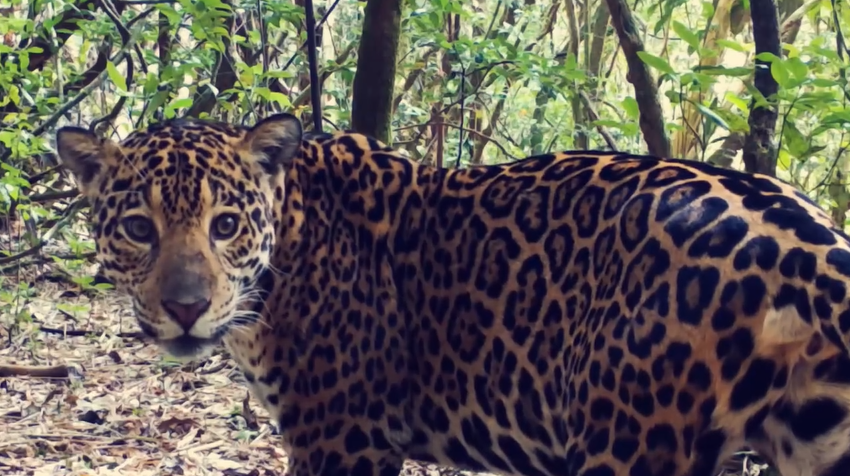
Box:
604, 0, 671, 156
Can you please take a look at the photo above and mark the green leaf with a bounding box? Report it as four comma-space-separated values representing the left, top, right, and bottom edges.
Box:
263, 70, 296, 80
199, 0, 232, 11
694, 103, 730, 130
782, 120, 808, 158
18, 51, 29, 70
7, 86, 20, 106
795, 91, 838, 110
106, 60, 127, 92
776, 149, 792, 172
664, 89, 682, 104
770, 60, 791, 89
785, 57, 808, 83
672, 21, 699, 50
637, 51, 675, 75
695, 66, 752, 77
164, 97, 194, 118
142, 72, 159, 96
0, 130, 14, 148
254, 87, 292, 109
701, 1, 715, 19
146, 91, 170, 118
622, 97, 639, 120
724, 92, 749, 114
811, 78, 838, 88
755, 52, 782, 63
716, 39, 747, 52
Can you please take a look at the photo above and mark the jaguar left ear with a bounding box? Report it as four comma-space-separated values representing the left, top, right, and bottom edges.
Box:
242, 113, 303, 172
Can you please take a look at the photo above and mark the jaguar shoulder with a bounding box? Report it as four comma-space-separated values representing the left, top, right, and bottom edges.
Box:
56, 113, 850, 476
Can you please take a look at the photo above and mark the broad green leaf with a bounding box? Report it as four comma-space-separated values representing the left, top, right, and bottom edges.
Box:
254, 87, 292, 109
795, 91, 839, 109
782, 120, 808, 158
665, 89, 682, 104
0, 130, 14, 148
158, 5, 183, 25
200, 0, 232, 11
696, 66, 752, 77
716, 39, 747, 52
811, 78, 838, 88
7, 85, 19, 105
701, 1, 715, 18
819, 111, 850, 127
783, 43, 801, 58
142, 73, 159, 96
164, 98, 194, 119
106, 60, 127, 92
785, 57, 808, 83
724, 114, 750, 134
770, 60, 791, 89
806, 46, 841, 62
637, 51, 675, 75
694, 103, 730, 130
622, 97, 639, 120
672, 21, 699, 50
777, 149, 792, 172
755, 52, 781, 63
211, 26, 230, 37
724, 92, 749, 113
146, 91, 170, 120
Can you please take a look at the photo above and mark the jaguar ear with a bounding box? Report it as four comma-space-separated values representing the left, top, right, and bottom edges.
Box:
762, 306, 814, 346
55, 126, 120, 197
242, 113, 303, 173
760, 306, 842, 361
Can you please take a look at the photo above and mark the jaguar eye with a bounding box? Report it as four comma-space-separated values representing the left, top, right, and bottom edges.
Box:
122, 216, 156, 243
211, 213, 239, 240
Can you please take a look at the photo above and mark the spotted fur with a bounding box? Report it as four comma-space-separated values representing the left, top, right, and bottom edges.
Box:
56, 114, 850, 476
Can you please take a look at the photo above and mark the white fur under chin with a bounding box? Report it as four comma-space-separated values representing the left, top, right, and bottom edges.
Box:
160, 340, 218, 364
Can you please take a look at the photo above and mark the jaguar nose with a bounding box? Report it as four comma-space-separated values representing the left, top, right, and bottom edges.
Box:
161, 299, 211, 331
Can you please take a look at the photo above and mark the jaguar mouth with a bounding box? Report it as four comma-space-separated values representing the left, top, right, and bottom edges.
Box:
159, 334, 220, 359
136, 318, 231, 360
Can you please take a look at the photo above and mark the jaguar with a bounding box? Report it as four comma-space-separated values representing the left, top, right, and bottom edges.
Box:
55, 113, 850, 476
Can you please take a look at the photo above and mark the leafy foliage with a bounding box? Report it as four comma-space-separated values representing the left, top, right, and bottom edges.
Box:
0, 0, 847, 330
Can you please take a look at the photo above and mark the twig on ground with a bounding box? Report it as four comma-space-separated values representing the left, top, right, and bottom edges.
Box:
38, 326, 146, 340
0, 364, 73, 379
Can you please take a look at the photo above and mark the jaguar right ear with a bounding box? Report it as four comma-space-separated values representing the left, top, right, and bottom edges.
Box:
241, 113, 303, 174
55, 127, 120, 197
761, 306, 842, 362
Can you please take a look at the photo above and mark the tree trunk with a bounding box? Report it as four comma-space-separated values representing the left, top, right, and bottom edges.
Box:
564, 0, 588, 150
588, 0, 611, 92
605, 0, 671, 157
670, 0, 735, 159
351, 0, 403, 144
742, 0, 781, 176
707, 0, 811, 167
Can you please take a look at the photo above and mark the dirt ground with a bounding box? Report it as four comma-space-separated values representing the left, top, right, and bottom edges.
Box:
0, 256, 768, 476
0, 249, 480, 476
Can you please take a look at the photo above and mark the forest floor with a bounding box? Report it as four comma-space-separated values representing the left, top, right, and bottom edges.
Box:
0, 252, 473, 476
0, 242, 767, 476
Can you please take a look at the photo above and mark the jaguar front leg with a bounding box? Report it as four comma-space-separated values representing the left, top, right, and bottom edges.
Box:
282, 420, 405, 476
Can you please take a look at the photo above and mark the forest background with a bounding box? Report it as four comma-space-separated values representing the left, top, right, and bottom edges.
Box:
0, 0, 848, 474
